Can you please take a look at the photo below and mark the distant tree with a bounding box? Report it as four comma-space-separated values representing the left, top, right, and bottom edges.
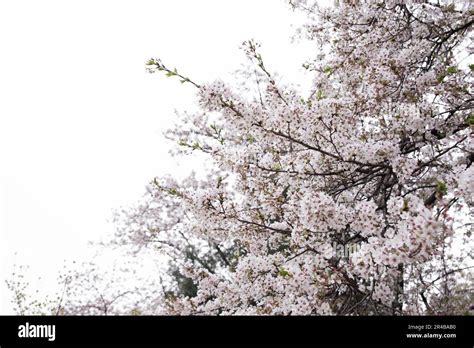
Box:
9, 0, 474, 315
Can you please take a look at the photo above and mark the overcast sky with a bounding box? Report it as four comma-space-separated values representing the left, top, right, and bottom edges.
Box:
0, 0, 314, 314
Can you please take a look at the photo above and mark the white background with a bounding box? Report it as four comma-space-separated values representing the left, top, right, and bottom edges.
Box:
0, 0, 313, 313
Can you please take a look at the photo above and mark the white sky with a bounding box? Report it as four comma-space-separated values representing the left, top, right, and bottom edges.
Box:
0, 0, 313, 314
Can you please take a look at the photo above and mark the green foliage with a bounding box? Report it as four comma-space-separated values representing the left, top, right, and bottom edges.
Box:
404, 90, 418, 102
277, 267, 290, 277
401, 199, 409, 212
165, 68, 178, 77
316, 89, 324, 101
130, 308, 142, 315
300, 97, 313, 108
165, 243, 246, 300
357, 57, 366, 66
271, 163, 282, 171
466, 113, 474, 126
436, 65, 458, 84
436, 180, 448, 195
323, 66, 333, 75
446, 66, 458, 75
210, 123, 225, 144
444, 3, 456, 13
168, 187, 179, 195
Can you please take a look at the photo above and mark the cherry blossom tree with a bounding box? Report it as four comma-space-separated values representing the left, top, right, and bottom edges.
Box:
9, 0, 473, 315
